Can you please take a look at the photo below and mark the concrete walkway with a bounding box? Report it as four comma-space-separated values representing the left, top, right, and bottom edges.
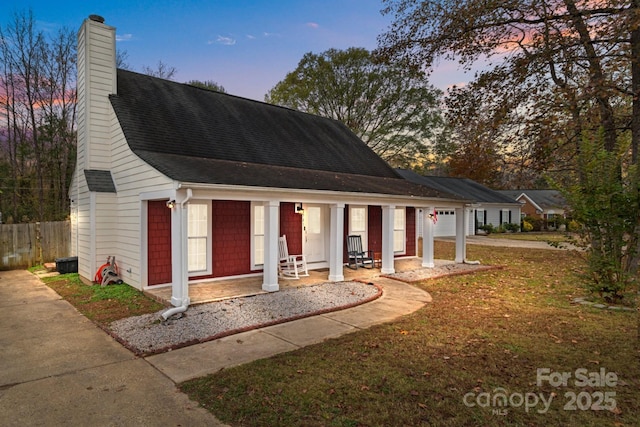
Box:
145, 277, 432, 383
0, 270, 225, 426
0, 269, 432, 425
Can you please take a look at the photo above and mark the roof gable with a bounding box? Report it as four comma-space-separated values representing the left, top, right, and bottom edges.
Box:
499, 190, 566, 210
109, 70, 399, 182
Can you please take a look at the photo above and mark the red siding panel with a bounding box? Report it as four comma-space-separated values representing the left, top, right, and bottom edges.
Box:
211, 200, 252, 278
368, 206, 383, 253
406, 207, 416, 256
148, 200, 172, 286
280, 202, 303, 254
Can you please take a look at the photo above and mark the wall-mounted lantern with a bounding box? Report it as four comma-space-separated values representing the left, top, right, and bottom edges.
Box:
295, 203, 304, 214
166, 200, 176, 209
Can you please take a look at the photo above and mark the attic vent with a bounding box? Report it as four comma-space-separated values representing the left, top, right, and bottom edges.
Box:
89, 14, 105, 23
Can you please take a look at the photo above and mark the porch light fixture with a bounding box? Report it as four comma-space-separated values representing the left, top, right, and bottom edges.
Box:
166, 200, 176, 209
295, 203, 304, 214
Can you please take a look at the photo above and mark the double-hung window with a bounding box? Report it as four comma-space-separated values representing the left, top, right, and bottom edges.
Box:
393, 207, 406, 253
252, 203, 265, 267
187, 201, 211, 274
349, 206, 368, 249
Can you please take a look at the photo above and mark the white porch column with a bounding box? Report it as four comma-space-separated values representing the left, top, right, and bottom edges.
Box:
328, 203, 345, 282
422, 207, 435, 268
262, 200, 280, 292
170, 197, 189, 307
455, 207, 467, 263
381, 205, 395, 274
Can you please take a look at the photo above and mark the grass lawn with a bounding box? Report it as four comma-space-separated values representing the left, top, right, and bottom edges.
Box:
38, 272, 164, 325
180, 242, 639, 427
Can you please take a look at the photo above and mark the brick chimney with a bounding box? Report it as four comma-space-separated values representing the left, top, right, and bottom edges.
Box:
76, 15, 116, 170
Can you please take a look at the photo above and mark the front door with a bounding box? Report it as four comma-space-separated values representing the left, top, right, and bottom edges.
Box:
303, 205, 325, 263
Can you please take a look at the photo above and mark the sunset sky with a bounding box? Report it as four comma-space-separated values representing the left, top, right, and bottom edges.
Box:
3, 0, 473, 101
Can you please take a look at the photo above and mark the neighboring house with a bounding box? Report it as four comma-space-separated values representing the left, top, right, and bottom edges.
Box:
70, 15, 471, 315
396, 170, 522, 236
498, 190, 567, 223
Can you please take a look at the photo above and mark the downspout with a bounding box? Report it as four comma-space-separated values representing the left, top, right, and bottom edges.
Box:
161, 188, 193, 320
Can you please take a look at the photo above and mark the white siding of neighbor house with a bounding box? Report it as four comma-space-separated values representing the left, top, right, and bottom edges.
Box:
485, 208, 502, 228
73, 16, 174, 289
482, 206, 521, 229
418, 205, 521, 237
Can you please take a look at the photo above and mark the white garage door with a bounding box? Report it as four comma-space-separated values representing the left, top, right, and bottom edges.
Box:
434, 210, 456, 237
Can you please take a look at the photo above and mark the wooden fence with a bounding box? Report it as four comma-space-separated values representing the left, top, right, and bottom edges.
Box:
0, 221, 71, 270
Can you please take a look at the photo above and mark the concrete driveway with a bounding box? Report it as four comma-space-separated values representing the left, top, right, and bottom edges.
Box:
438, 235, 577, 250
0, 270, 226, 426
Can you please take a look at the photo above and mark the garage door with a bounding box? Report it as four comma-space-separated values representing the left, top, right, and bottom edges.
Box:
434, 210, 456, 236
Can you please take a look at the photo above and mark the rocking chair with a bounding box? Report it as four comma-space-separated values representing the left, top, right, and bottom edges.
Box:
346, 234, 374, 269
278, 235, 309, 279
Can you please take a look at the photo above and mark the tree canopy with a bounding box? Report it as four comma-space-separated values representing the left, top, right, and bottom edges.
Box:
0, 10, 77, 222
379, 0, 639, 179
265, 47, 444, 167
379, 0, 640, 295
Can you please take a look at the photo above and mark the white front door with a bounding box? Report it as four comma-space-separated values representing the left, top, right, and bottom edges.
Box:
303, 205, 325, 263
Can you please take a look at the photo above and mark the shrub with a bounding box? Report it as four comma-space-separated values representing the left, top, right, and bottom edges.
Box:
521, 220, 534, 232
567, 219, 580, 232
560, 133, 639, 303
504, 222, 520, 232
524, 215, 544, 231
478, 224, 495, 234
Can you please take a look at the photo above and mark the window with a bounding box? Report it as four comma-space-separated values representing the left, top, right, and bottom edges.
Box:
188, 202, 211, 273
252, 203, 265, 267
349, 206, 368, 249
501, 209, 511, 224
394, 207, 405, 253
476, 210, 485, 227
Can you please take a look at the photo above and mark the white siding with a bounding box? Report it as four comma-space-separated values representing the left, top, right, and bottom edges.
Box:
467, 210, 475, 235
109, 120, 174, 289
480, 205, 522, 229
73, 16, 174, 289
75, 172, 92, 280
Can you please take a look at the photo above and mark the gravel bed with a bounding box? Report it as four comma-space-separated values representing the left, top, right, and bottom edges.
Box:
109, 281, 379, 355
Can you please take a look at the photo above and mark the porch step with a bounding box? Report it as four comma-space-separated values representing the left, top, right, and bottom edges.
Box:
44, 262, 57, 272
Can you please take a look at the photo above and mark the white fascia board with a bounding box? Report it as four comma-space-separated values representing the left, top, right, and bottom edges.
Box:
176, 181, 468, 207
517, 193, 543, 212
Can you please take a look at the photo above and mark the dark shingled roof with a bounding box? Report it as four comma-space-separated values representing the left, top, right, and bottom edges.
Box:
498, 190, 567, 210
108, 69, 458, 199
396, 170, 519, 204
84, 169, 116, 193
